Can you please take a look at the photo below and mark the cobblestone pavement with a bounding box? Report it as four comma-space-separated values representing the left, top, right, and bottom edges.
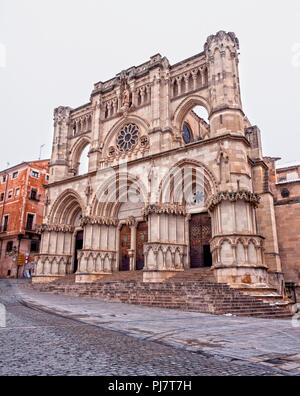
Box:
0, 280, 295, 376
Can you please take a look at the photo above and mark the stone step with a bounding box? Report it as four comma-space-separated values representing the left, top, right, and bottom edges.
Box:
28, 269, 292, 319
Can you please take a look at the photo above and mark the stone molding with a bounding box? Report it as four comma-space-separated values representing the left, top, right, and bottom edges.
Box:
207, 190, 261, 211
80, 216, 118, 227
37, 224, 75, 234
143, 203, 186, 217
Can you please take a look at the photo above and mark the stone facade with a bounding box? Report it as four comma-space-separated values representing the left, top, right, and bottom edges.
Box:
32, 31, 298, 300
268, 161, 300, 301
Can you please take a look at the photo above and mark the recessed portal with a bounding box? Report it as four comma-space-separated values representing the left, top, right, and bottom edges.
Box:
74, 231, 83, 273
189, 213, 212, 268
120, 225, 131, 271
136, 222, 148, 270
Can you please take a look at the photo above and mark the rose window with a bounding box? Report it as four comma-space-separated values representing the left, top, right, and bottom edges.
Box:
117, 124, 139, 153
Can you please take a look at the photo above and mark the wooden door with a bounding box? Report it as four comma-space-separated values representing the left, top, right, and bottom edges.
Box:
136, 222, 148, 270
120, 225, 131, 271
189, 213, 212, 268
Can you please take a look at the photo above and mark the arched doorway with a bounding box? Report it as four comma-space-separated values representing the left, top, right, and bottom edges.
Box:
136, 221, 148, 270
74, 230, 83, 273
189, 213, 212, 268
119, 225, 131, 271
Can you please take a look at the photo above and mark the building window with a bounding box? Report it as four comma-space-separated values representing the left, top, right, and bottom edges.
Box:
31, 171, 39, 178
0, 193, 4, 202
6, 241, 13, 253
26, 214, 35, 231
287, 172, 299, 181
2, 175, 7, 183
46, 174, 50, 181
182, 123, 192, 144
15, 188, 20, 197
281, 188, 290, 198
26, 214, 35, 230
12, 171, 18, 179
30, 189, 38, 201
3, 215, 8, 232
7, 190, 12, 199
117, 124, 139, 153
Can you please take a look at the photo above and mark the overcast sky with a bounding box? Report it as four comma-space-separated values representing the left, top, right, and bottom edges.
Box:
0, 0, 299, 171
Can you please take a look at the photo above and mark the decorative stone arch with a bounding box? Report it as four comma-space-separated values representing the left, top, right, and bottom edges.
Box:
159, 159, 218, 207
69, 136, 91, 174
49, 189, 85, 225
102, 115, 150, 156
91, 172, 148, 219
172, 95, 211, 135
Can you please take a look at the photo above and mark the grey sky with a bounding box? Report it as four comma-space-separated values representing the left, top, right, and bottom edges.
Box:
0, 0, 299, 171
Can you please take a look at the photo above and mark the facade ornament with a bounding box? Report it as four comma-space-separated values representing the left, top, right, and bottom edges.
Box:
207, 190, 261, 211
80, 216, 118, 227
120, 72, 131, 110
143, 203, 186, 217
125, 216, 137, 227
85, 178, 93, 201
37, 224, 75, 234
216, 142, 230, 184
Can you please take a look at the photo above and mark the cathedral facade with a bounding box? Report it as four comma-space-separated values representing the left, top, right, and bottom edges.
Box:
34, 31, 299, 300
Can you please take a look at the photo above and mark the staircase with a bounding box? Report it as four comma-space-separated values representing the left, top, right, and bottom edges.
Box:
28, 269, 292, 319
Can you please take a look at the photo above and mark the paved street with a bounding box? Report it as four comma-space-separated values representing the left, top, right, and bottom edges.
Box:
0, 279, 298, 376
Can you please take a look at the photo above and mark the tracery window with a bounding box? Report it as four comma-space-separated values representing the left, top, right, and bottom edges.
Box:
182, 123, 192, 144
117, 124, 139, 153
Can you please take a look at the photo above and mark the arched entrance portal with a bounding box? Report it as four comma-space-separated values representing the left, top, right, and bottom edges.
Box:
136, 221, 148, 270
74, 230, 83, 273
119, 225, 131, 271
189, 213, 212, 268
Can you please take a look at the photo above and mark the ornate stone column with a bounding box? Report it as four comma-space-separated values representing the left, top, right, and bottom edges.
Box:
32, 224, 74, 284
75, 216, 116, 283
142, 204, 187, 283
208, 191, 269, 288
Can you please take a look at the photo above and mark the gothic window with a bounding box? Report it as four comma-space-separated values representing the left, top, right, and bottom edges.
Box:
173, 80, 178, 97
182, 123, 192, 144
188, 74, 193, 91
117, 124, 139, 153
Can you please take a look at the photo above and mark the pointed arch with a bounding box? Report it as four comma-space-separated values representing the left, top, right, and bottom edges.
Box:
69, 136, 91, 174
49, 189, 85, 225
159, 159, 218, 206
91, 172, 148, 218
173, 95, 211, 134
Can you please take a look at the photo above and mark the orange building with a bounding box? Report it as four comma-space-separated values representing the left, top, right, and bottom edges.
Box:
0, 160, 49, 278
